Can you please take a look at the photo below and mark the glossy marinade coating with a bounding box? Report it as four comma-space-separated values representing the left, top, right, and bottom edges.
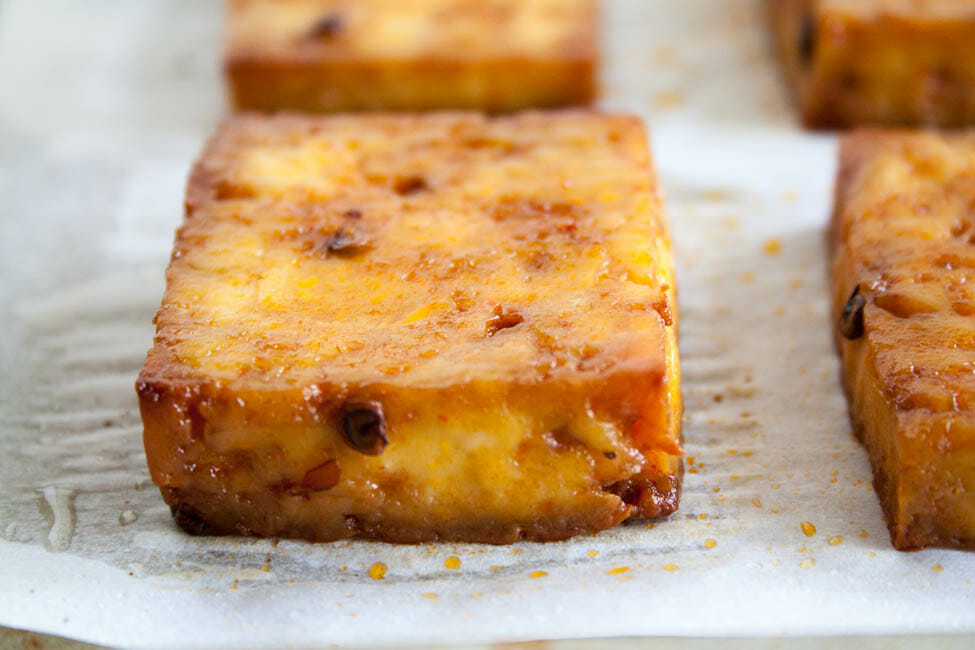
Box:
831, 130, 975, 549
138, 111, 682, 543
226, 0, 597, 113
768, 0, 975, 128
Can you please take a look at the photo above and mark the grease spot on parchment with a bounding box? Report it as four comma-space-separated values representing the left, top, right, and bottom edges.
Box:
38, 486, 76, 552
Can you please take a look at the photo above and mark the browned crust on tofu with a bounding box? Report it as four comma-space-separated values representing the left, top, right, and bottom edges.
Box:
138, 110, 682, 544
768, 0, 975, 129
830, 129, 975, 549
138, 373, 679, 543
225, 0, 598, 113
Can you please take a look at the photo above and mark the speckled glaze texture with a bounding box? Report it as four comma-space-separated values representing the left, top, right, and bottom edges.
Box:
768, 0, 975, 128
831, 130, 975, 549
137, 110, 682, 544
225, 0, 598, 112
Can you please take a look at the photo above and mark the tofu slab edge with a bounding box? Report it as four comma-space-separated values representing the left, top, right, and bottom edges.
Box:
831, 129, 975, 549
225, 0, 598, 113
768, 0, 975, 129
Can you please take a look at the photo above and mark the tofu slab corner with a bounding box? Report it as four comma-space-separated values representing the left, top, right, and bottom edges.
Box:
225, 0, 598, 113
137, 110, 682, 544
831, 129, 975, 550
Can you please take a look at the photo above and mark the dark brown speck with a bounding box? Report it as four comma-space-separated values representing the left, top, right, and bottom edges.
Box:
798, 14, 816, 65
393, 176, 428, 196
839, 285, 866, 340
486, 305, 525, 336
171, 502, 218, 536
308, 13, 343, 39
341, 403, 388, 455
325, 227, 368, 255
301, 460, 341, 491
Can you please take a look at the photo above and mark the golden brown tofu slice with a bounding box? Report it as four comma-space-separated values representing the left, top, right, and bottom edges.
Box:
831, 130, 975, 550
225, 0, 598, 113
137, 111, 682, 544
767, 0, 975, 129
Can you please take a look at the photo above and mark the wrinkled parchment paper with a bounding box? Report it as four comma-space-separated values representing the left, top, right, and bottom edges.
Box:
2, 1, 974, 648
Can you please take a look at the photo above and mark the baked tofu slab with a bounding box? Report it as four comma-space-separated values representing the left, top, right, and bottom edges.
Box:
831, 130, 975, 550
226, 0, 597, 113
768, 0, 975, 129
137, 111, 682, 544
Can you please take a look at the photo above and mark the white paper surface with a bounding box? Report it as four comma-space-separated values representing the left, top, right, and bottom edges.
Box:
1, 1, 974, 648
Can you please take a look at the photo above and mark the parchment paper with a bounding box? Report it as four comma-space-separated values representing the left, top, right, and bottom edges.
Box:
2, 1, 974, 648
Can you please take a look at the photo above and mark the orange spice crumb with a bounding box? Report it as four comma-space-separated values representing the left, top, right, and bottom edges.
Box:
422, 592, 438, 599
369, 562, 387, 580
530, 570, 548, 579
663, 564, 678, 572
859, 529, 869, 538
704, 539, 717, 549
490, 565, 503, 573
763, 238, 782, 255
587, 550, 599, 558
799, 558, 816, 570
646, 522, 654, 530
801, 521, 817, 537
653, 46, 676, 66
828, 536, 843, 546
444, 556, 462, 570
654, 90, 685, 110
608, 567, 629, 575
653, 90, 684, 109
699, 513, 708, 521
260, 565, 271, 572
933, 565, 944, 573
752, 499, 763, 508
